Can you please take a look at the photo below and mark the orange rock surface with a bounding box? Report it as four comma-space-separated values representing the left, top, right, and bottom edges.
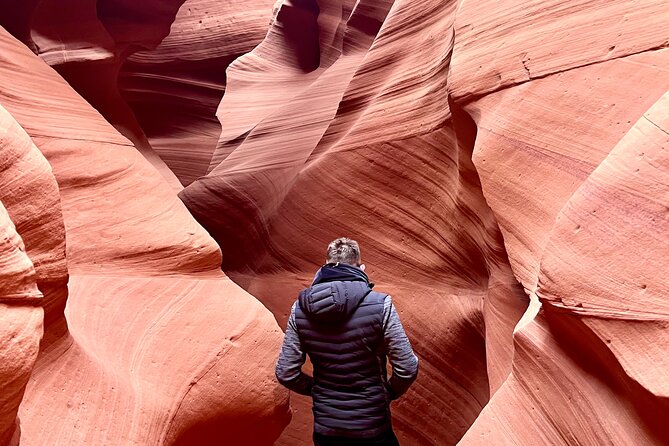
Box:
1, 0, 668, 445
461, 92, 669, 445
180, 0, 528, 443
0, 20, 289, 446
117, 0, 276, 186
450, 1, 669, 443
0, 199, 43, 445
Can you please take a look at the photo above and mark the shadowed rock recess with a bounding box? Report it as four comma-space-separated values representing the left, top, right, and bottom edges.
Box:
0, 0, 667, 445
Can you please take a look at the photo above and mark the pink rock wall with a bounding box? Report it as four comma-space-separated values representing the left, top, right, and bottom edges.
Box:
0, 17, 289, 446
117, 0, 277, 186
0, 198, 43, 445
179, 0, 529, 443
0, 0, 667, 445
450, 1, 669, 443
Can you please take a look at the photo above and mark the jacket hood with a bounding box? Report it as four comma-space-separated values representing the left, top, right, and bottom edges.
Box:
298, 263, 373, 323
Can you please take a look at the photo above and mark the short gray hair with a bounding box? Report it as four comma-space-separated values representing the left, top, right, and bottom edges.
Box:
326, 237, 361, 265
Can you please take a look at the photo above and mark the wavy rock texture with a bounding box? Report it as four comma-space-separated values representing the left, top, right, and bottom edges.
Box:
0, 102, 67, 327
117, 0, 276, 185
464, 49, 669, 293
0, 0, 188, 190
1, 0, 667, 444
179, 0, 668, 444
97, 0, 187, 48
80, 0, 191, 189
448, 0, 669, 103
0, 0, 115, 62
0, 199, 43, 446
451, 0, 669, 444
0, 96, 63, 446
180, 0, 529, 444
5, 0, 276, 188
460, 92, 669, 444
0, 24, 289, 445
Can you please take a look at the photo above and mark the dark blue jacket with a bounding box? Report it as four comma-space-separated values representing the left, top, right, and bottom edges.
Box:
276, 264, 418, 438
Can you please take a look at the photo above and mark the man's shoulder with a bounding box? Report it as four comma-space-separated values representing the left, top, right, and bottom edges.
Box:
366, 289, 387, 296
367, 290, 391, 301
365, 290, 391, 309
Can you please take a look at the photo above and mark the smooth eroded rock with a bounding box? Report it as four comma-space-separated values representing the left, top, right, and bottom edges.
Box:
0, 201, 43, 446
0, 24, 290, 445
180, 1, 529, 443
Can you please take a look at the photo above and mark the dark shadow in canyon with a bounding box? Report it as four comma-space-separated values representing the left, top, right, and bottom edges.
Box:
277, 0, 321, 72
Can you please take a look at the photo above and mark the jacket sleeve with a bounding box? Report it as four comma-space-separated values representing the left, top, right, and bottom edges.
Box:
383, 296, 419, 400
275, 301, 313, 396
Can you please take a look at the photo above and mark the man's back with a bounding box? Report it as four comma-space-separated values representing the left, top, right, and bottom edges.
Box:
276, 252, 418, 445
295, 279, 391, 437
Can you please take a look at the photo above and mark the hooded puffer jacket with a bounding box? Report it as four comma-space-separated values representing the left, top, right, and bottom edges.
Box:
294, 264, 392, 438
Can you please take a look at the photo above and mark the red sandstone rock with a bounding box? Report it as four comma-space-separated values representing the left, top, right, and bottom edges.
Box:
0, 0, 187, 191
540, 90, 669, 422
0, 102, 67, 326
1, 0, 668, 444
0, 25, 289, 445
0, 89, 64, 446
462, 50, 669, 294
0, 0, 114, 62
460, 94, 669, 446
118, 0, 276, 185
0, 199, 43, 446
179, 0, 669, 443
448, 0, 669, 103
31, 0, 116, 66
180, 0, 529, 444
451, 1, 669, 444
97, 0, 186, 48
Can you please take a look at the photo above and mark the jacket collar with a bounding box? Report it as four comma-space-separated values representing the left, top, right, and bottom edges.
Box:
311, 263, 374, 289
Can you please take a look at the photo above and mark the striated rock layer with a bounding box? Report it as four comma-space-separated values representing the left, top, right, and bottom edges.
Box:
0, 23, 289, 446
0, 0, 667, 445
451, 0, 669, 444
180, 0, 529, 444
0, 0, 195, 191
178, 0, 668, 444
460, 89, 669, 445
117, 0, 276, 186
0, 0, 277, 188
0, 199, 43, 446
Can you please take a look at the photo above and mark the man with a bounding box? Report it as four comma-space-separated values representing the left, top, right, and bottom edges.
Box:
276, 237, 419, 445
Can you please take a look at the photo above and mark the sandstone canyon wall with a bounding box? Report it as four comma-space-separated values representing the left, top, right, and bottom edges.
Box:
0, 6, 289, 444
0, 0, 668, 445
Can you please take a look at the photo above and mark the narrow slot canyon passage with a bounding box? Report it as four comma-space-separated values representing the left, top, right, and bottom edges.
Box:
0, 0, 667, 445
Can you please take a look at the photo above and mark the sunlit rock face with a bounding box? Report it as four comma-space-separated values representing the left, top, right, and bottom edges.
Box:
178, 1, 529, 444
0, 13, 289, 446
450, 1, 669, 443
0, 0, 667, 445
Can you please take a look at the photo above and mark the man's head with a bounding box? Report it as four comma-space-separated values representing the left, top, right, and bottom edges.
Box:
326, 237, 361, 266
